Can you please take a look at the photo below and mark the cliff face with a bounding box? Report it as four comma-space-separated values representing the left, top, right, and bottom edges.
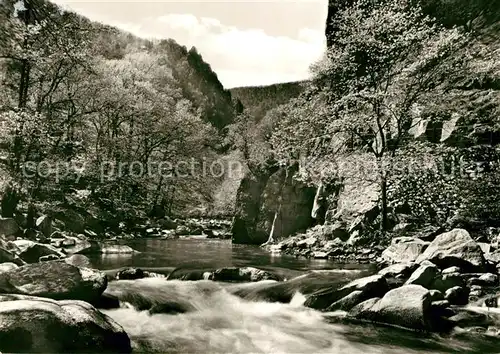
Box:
231, 0, 500, 244
231, 165, 315, 245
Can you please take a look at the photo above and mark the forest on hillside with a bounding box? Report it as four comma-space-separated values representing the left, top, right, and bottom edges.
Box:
231, 0, 500, 246
0, 0, 245, 233
1, 0, 500, 242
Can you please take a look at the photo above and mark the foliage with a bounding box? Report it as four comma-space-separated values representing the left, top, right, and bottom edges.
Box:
0, 0, 238, 224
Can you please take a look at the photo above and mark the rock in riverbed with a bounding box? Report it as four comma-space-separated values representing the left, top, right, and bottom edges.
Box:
0, 294, 131, 353
351, 285, 435, 331
416, 229, 486, 272
305, 274, 389, 310
381, 237, 429, 264
0, 261, 107, 303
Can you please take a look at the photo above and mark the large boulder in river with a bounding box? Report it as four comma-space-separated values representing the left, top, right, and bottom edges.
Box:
211, 267, 282, 282
305, 274, 389, 310
405, 262, 439, 289
382, 237, 429, 264
12, 240, 65, 263
351, 284, 434, 331
62, 235, 100, 255
0, 294, 131, 353
416, 229, 486, 271
0, 261, 107, 303
378, 263, 418, 278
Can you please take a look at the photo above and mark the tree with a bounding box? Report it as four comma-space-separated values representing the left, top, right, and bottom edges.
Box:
276, 0, 470, 231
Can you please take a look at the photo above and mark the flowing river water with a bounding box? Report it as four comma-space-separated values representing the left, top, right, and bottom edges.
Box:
87, 238, 500, 353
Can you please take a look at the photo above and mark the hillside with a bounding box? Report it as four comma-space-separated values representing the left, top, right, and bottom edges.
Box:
0, 0, 240, 231
231, 0, 500, 247
230, 81, 305, 121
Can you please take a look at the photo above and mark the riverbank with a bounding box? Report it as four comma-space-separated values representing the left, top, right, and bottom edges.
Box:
3, 220, 500, 352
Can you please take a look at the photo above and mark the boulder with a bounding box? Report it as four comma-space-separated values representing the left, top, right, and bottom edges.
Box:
478, 242, 491, 255
313, 251, 329, 259
432, 273, 465, 292
478, 273, 498, 286
416, 229, 486, 271
23, 228, 40, 241
449, 309, 491, 328
305, 274, 389, 310
382, 237, 428, 264
326, 290, 372, 312
64, 254, 92, 268
60, 236, 100, 255
297, 236, 317, 248
445, 286, 469, 305
0, 261, 107, 303
158, 217, 177, 230
175, 225, 191, 236
378, 263, 418, 278
52, 209, 87, 234
116, 268, 146, 280
485, 251, 500, 264
211, 267, 281, 282
0, 295, 131, 353
0, 262, 18, 274
0, 218, 19, 237
12, 240, 65, 264
429, 289, 444, 302
351, 284, 434, 331
405, 263, 439, 289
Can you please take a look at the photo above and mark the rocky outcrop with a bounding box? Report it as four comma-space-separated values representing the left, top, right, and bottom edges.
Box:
0, 261, 107, 303
167, 266, 282, 282
211, 267, 281, 282
305, 274, 389, 310
405, 262, 439, 288
0, 294, 131, 353
232, 165, 315, 245
12, 240, 65, 263
416, 229, 486, 271
382, 237, 429, 264
351, 285, 434, 331
231, 172, 271, 244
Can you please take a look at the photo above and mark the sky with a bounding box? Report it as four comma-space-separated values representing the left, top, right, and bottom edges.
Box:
51, 0, 328, 88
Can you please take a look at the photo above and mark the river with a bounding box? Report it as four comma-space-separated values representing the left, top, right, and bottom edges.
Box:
87, 237, 500, 354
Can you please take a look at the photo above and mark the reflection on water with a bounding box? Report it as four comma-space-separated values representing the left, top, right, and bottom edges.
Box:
88, 237, 372, 276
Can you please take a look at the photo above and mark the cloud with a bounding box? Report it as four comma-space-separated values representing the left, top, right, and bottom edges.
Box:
49, 3, 326, 88
121, 14, 326, 88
